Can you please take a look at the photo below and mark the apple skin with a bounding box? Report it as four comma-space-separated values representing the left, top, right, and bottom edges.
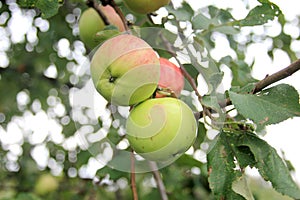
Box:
34, 174, 59, 195
156, 58, 184, 98
79, 5, 125, 49
124, 0, 171, 14
91, 34, 160, 106
126, 97, 197, 161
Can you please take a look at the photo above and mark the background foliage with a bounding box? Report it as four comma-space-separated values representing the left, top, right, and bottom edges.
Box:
1, 0, 300, 199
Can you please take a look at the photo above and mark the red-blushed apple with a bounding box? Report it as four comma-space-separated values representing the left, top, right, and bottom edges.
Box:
79, 5, 125, 49
126, 97, 197, 161
156, 58, 184, 98
124, 0, 171, 14
90, 34, 160, 106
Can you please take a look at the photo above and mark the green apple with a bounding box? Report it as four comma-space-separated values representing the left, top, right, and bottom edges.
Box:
126, 97, 197, 161
124, 0, 171, 14
90, 34, 160, 106
156, 58, 184, 98
34, 174, 59, 195
79, 5, 125, 49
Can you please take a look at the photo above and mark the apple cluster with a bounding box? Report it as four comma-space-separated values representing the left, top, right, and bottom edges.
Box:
79, 2, 198, 162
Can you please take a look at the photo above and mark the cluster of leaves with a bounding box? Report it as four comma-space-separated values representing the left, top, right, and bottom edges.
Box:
1, 0, 300, 199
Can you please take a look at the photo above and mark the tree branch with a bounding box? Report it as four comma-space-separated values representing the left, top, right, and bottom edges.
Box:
195, 58, 300, 120
252, 59, 300, 93
149, 161, 168, 200
87, 0, 110, 25
130, 151, 139, 200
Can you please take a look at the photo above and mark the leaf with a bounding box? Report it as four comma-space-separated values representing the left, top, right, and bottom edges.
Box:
208, 6, 235, 23
232, 174, 255, 200
36, 0, 60, 18
229, 84, 300, 126
192, 13, 212, 30
97, 166, 129, 181
221, 59, 257, 87
166, 2, 194, 21
16, 193, 42, 200
207, 72, 224, 94
176, 154, 203, 169
207, 131, 244, 199
237, 3, 281, 26
19, 0, 36, 7
213, 26, 239, 35
238, 132, 300, 199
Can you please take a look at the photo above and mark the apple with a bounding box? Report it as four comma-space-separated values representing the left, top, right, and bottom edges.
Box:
124, 0, 171, 14
34, 174, 59, 195
79, 5, 125, 49
90, 34, 160, 106
126, 97, 197, 161
156, 58, 184, 98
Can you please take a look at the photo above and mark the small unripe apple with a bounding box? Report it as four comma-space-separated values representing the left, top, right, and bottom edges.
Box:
79, 5, 125, 49
126, 97, 197, 161
156, 58, 184, 98
34, 174, 59, 195
124, 0, 171, 14
91, 34, 160, 106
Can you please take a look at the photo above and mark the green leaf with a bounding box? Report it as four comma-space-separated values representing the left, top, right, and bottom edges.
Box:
166, 2, 194, 21
207, 131, 244, 199
238, 132, 300, 199
192, 13, 212, 30
36, 0, 60, 18
19, 0, 36, 7
106, 127, 123, 145
16, 193, 42, 200
208, 6, 235, 23
232, 174, 255, 200
222, 59, 257, 87
97, 166, 129, 181
176, 154, 203, 169
213, 26, 239, 35
229, 84, 300, 126
237, 3, 281, 26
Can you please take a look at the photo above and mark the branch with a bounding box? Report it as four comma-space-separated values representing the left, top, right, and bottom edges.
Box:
149, 161, 168, 200
87, 0, 110, 25
130, 151, 139, 200
195, 58, 300, 120
252, 59, 300, 93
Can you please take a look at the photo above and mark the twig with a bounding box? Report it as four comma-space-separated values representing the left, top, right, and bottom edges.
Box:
87, 0, 110, 25
130, 151, 139, 200
252, 58, 300, 93
149, 161, 168, 200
